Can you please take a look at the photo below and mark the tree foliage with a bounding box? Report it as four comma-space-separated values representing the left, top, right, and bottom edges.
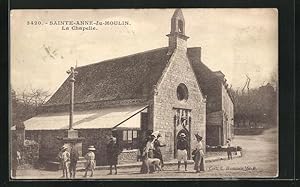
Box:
231, 83, 277, 128
11, 88, 51, 127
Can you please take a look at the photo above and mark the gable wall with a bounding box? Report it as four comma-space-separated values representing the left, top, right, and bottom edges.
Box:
152, 49, 206, 161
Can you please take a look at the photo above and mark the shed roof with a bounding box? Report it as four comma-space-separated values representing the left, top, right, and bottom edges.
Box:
11, 105, 147, 130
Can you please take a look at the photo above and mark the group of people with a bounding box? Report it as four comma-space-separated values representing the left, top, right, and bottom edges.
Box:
57, 143, 81, 179
56, 131, 207, 178
177, 132, 205, 173
57, 135, 120, 179
140, 131, 205, 174
140, 131, 166, 173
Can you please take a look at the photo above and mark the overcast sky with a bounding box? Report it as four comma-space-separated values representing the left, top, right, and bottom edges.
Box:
11, 9, 278, 95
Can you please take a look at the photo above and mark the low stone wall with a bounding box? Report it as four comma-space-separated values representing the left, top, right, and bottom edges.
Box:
234, 127, 264, 135
118, 149, 139, 165
19, 140, 39, 168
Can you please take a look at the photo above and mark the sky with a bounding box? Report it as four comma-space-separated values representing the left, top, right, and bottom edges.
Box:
10, 9, 278, 95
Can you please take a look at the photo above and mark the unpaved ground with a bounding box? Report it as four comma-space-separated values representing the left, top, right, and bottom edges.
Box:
15, 127, 278, 179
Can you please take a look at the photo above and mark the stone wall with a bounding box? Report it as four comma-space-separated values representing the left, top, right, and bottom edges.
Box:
152, 48, 206, 161
25, 130, 64, 163
25, 129, 142, 166
118, 149, 139, 165
206, 111, 222, 146
20, 140, 39, 168
221, 84, 234, 143
79, 129, 112, 166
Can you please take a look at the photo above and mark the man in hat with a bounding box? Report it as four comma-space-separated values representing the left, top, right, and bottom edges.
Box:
69, 143, 79, 179
83, 145, 96, 177
57, 145, 70, 178
194, 134, 205, 172
177, 132, 189, 171
107, 136, 120, 175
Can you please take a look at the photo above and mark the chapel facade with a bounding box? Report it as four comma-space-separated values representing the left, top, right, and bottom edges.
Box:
14, 9, 233, 166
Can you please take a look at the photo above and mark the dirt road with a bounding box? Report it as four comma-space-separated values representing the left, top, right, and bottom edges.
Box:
15, 127, 278, 179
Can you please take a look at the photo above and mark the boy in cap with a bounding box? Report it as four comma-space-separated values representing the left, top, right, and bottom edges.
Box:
83, 146, 96, 177
177, 133, 188, 171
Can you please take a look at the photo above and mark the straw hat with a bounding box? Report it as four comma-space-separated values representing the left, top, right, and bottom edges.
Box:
61, 145, 68, 151
179, 133, 186, 138
151, 131, 160, 138
88, 145, 96, 151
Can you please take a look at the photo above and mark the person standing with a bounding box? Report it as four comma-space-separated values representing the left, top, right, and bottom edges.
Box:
69, 144, 79, 179
153, 133, 166, 169
177, 133, 189, 171
11, 137, 19, 178
226, 139, 232, 160
140, 135, 155, 174
107, 137, 120, 175
58, 145, 70, 178
194, 134, 205, 173
83, 145, 96, 177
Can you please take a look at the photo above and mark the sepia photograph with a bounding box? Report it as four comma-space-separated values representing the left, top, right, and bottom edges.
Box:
10, 8, 278, 179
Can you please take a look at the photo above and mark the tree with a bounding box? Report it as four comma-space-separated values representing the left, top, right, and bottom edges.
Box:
11, 88, 52, 127
232, 83, 277, 128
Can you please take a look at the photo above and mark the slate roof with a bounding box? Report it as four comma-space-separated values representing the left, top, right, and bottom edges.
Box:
46, 47, 172, 105
187, 47, 218, 96
45, 47, 220, 106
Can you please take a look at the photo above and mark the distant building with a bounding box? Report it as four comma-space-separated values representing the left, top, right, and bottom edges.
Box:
13, 9, 234, 165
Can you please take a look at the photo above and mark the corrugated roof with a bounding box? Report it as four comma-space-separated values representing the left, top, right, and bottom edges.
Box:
12, 105, 147, 130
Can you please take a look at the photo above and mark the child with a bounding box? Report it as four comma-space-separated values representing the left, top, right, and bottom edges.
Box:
226, 139, 232, 160
83, 145, 96, 177
58, 145, 70, 178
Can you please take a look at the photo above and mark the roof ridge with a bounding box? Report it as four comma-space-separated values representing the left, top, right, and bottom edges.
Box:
77, 47, 169, 69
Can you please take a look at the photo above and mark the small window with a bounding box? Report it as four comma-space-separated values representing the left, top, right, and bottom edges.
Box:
121, 130, 139, 150
177, 83, 189, 101
178, 20, 184, 33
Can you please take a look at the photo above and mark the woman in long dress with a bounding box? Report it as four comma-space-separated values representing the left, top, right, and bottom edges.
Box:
194, 134, 205, 173
140, 135, 155, 173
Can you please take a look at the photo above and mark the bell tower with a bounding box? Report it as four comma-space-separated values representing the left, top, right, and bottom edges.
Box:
167, 9, 189, 53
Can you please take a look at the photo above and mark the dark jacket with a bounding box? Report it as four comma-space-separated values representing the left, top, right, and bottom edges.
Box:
177, 138, 188, 150
107, 141, 120, 165
70, 148, 80, 163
